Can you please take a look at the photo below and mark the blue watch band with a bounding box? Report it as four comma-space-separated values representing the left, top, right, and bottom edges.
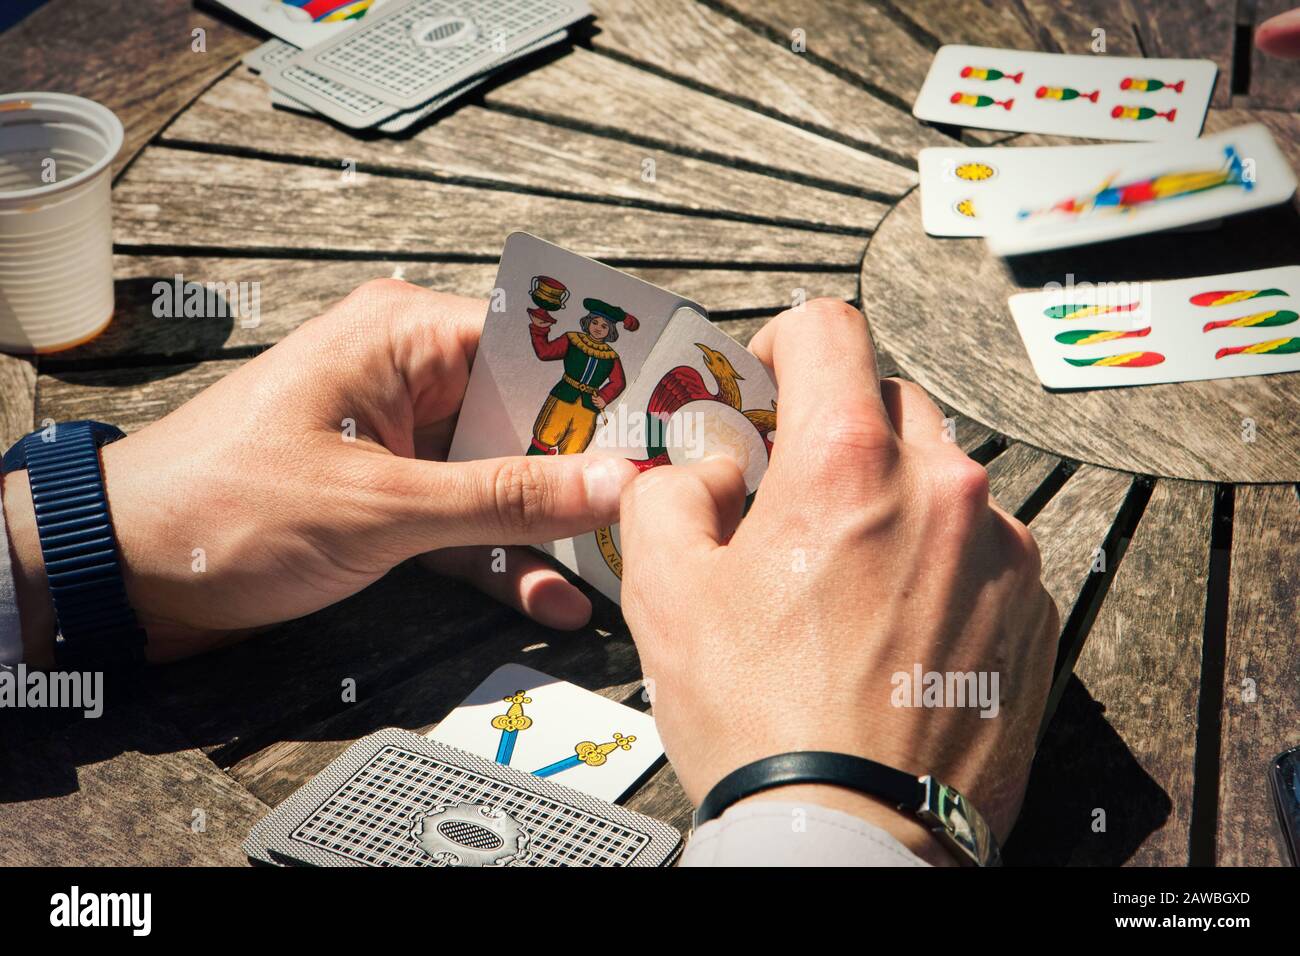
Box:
2, 421, 145, 670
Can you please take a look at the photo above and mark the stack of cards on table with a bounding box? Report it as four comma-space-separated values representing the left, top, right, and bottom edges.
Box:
1008, 266, 1300, 390
244, 665, 680, 866
218, 0, 590, 133
448, 232, 778, 605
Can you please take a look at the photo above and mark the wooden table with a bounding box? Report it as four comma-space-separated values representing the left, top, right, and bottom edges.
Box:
1, 0, 1296, 866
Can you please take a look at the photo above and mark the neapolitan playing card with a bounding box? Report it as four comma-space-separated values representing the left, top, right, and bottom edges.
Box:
244, 728, 681, 866
1008, 265, 1300, 389
212, 0, 394, 49
281, 0, 589, 115
425, 663, 662, 802
983, 123, 1296, 255
448, 232, 702, 464
913, 44, 1216, 141
561, 307, 778, 603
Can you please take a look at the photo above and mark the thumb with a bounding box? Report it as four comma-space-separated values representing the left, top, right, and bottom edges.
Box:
382, 453, 638, 552
619, 455, 748, 593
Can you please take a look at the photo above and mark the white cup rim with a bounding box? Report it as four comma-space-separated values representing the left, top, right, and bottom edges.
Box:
0, 92, 124, 204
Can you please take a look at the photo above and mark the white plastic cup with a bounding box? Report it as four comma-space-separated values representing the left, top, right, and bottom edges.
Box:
0, 92, 124, 354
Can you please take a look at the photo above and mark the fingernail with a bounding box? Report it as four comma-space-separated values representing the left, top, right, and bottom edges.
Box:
583, 456, 636, 520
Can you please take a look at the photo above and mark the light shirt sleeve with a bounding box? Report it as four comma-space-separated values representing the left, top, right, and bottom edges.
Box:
679, 801, 932, 867
0, 490, 24, 665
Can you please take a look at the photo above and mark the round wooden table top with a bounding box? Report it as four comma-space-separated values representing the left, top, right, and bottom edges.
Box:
0, 0, 1296, 868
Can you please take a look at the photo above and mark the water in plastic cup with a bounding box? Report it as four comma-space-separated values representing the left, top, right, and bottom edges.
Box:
0, 93, 124, 354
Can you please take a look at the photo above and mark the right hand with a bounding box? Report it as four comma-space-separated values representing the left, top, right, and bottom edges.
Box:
618, 299, 1059, 865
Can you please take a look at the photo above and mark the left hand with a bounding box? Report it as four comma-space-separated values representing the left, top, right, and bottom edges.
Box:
2, 280, 637, 664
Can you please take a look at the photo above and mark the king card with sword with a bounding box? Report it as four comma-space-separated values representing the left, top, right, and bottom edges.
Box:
524, 274, 640, 455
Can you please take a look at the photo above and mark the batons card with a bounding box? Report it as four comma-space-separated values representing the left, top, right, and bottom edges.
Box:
243, 728, 682, 866
426, 663, 662, 802
1008, 266, 1300, 389
982, 123, 1296, 255
913, 44, 1215, 141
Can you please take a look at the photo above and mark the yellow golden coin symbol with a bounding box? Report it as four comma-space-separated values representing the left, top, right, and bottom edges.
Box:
954, 198, 977, 218
954, 162, 996, 181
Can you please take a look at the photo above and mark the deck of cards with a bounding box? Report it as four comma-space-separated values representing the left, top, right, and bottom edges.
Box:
222, 0, 590, 133
449, 233, 778, 604
244, 665, 679, 866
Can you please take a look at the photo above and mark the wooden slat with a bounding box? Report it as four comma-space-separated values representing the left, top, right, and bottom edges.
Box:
623, 761, 693, 832
113, 147, 866, 267
1248, 0, 1300, 110
161, 69, 887, 233
1029, 465, 1134, 635
0, 355, 36, 448
1218, 483, 1300, 865
1068, 480, 1213, 865
38, 359, 241, 432
0, 705, 265, 865
1018, 0, 1145, 56
704, 0, 938, 107
228, 619, 650, 808
585, 0, 953, 162
859, 185, 1300, 483
986, 442, 1062, 516
1133, 0, 1236, 107
889, 0, 1043, 49
0, 0, 256, 178
484, 47, 917, 199
55, 256, 856, 364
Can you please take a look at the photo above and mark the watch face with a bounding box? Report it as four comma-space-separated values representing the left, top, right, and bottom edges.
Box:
919, 776, 1000, 866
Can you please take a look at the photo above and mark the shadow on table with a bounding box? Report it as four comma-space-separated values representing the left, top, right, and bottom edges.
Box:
37, 276, 239, 386
0, 561, 650, 808
1004, 674, 1172, 865
1004, 204, 1300, 289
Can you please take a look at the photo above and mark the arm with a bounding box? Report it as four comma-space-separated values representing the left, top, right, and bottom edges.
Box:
596, 357, 626, 406
529, 322, 569, 361
0, 281, 638, 666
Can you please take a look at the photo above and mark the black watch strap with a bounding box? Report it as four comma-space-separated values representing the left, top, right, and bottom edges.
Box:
694, 751, 1001, 867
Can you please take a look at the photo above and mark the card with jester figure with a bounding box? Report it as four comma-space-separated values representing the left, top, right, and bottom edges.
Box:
449, 232, 702, 464
568, 307, 778, 604
425, 663, 663, 803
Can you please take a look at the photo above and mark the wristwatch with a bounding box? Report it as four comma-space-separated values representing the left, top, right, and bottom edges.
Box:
694, 751, 1002, 866
2, 420, 145, 670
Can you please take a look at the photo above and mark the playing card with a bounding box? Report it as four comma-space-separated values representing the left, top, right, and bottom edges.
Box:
425, 663, 663, 802
263, 29, 567, 130
556, 307, 779, 603
282, 0, 589, 113
912, 45, 1216, 141
245, 728, 682, 866
1008, 266, 1300, 389
212, 0, 394, 50
448, 233, 703, 464
983, 123, 1296, 256
919, 143, 1232, 238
